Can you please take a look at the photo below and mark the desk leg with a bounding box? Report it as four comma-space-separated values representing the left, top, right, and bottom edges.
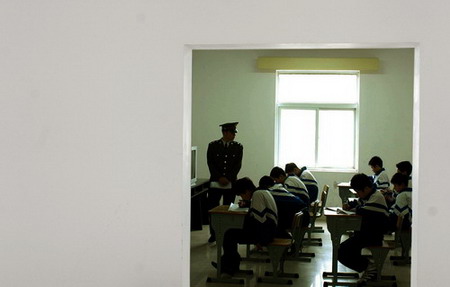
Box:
206, 215, 244, 284
323, 225, 359, 286
215, 229, 224, 277
330, 232, 340, 284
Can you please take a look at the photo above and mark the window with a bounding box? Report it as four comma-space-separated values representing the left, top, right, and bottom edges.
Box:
275, 71, 359, 171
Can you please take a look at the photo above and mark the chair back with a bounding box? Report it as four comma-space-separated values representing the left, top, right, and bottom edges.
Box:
317, 185, 329, 217
290, 211, 304, 244
309, 200, 321, 225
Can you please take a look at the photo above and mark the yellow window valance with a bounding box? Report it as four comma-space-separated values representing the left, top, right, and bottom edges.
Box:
256, 57, 379, 72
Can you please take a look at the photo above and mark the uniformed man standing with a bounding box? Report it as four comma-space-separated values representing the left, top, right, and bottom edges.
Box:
207, 122, 243, 243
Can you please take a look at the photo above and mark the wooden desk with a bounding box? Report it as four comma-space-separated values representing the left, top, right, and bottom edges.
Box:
322, 208, 362, 287
206, 205, 247, 284
337, 182, 357, 206
191, 178, 210, 231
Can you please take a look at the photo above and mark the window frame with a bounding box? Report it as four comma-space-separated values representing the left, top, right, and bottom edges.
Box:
275, 70, 360, 172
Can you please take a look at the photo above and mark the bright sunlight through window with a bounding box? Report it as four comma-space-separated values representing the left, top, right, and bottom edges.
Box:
276, 72, 359, 171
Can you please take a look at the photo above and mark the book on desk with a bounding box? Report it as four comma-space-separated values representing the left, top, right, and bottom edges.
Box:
228, 202, 249, 213
325, 207, 356, 215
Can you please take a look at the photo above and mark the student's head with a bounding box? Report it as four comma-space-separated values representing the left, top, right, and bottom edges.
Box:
270, 166, 287, 183
234, 177, 256, 200
285, 162, 300, 175
220, 122, 238, 142
391, 172, 409, 192
350, 173, 374, 199
258, 175, 275, 189
396, 161, 412, 176
368, 156, 383, 173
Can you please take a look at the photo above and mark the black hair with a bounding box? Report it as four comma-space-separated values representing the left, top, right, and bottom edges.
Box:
258, 175, 275, 189
368, 156, 383, 168
396, 161, 412, 175
391, 172, 409, 186
233, 177, 256, 195
284, 162, 298, 174
350, 173, 374, 191
270, 166, 286, 179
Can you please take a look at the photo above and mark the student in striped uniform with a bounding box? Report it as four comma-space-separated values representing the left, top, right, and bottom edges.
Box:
368, 156, 390, 191
216, 177, 278, 277
271, 166, 310, 205
396, 160, 412, 186
389, 173, 412, 231
338, 173, 389, 285
285, 163, 320, 201
383, 161, 413, 208
261, 173, 308, 238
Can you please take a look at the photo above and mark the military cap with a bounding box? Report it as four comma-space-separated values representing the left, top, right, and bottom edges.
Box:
220, 122, 239, 133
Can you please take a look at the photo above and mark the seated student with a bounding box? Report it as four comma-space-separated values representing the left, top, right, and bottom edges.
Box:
368, 156, 390, 191
388, 173, 412, 231
396, 160, 413, 186
217, 177, 278, 277
271, 166, 310, 205
338, 174, 389, 285
265, 170, 308, 237
285, 162, 320, 201
383, 161, 413, 207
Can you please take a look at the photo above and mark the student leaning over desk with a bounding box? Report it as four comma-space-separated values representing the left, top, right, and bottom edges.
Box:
270, 166, 310, 205
213, 177, 278, 277
262, 173, 308, 238
285, 162, 320, 202
338, 173, 389, 285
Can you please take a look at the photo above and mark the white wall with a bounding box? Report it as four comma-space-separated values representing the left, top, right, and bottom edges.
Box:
0, 1, 448, 286
192, 48, 414, 206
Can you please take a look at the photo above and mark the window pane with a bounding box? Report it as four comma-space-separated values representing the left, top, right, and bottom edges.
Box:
278, 109, 316, 167
317, 110, 355, 168
278, 74, 358, 104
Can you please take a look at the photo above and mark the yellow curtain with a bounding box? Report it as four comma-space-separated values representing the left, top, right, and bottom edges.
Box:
256, 57, 379, 72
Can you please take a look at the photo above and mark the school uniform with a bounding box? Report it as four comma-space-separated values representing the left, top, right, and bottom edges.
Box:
299, 168, 320, 201
221, 189, 277, 274
284, 175, 310, 205
372, 168, 390, 190
390, 187, 412, 229
338, 189, 389, 272
269, 183, 308, 235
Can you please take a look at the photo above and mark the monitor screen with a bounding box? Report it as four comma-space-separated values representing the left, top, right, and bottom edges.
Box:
191, 146, 198, 186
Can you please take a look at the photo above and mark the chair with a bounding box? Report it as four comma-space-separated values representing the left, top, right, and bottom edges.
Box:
309, 185, 329, 235
287, 208, 314, 261
305, 199, 323, 246
242, 244, 270, 263
362, 216, 406, 286
245, 212, 312, 263
258, 211, 304, 285
387, 215, 412, 265
365, 242, 397, 286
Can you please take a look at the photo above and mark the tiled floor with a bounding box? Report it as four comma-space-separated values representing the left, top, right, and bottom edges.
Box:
190, 219, 410, 287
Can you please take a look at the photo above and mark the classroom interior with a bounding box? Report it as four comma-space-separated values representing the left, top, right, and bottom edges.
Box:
190, 218, 411, 286
190, 48, 414, 286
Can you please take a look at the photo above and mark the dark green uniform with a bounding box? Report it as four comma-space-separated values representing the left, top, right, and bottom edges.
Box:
207, 139, 243, 183
207, 139, 243, 241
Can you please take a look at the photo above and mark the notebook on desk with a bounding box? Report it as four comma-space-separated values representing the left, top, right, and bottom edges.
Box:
325, 207, 356, 215
228, 203, 249, 212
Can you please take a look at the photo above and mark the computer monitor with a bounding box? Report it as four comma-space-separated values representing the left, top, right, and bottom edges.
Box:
191, 146, 198, 186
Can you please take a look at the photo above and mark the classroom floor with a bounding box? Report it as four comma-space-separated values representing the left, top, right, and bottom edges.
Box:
190, 218, 410, 287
